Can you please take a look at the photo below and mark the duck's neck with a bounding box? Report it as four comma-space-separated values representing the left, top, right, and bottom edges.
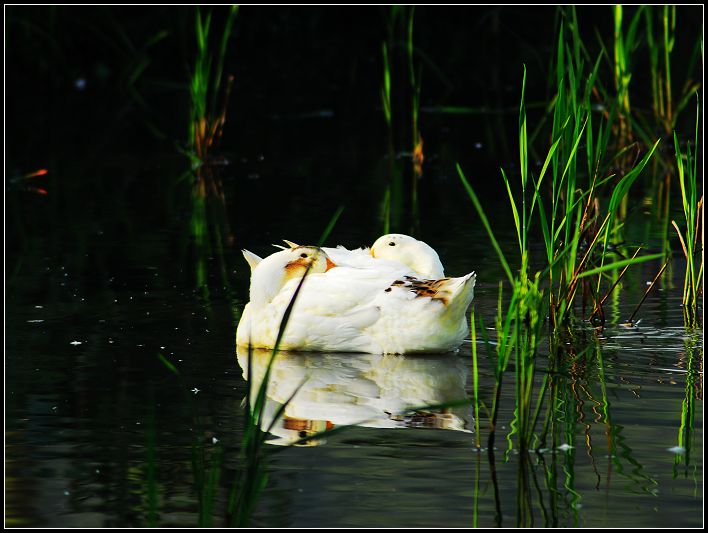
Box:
409, 243, 445, 279
249, 252, 309, 309
249, 257, 287, 309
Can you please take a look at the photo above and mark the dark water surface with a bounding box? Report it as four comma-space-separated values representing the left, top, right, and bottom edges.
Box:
6, 151, 703, 526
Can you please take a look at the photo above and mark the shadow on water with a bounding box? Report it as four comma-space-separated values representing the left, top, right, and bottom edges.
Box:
674, 331, 702, 479
236, 348, 473, 443
187, 163, 234, 300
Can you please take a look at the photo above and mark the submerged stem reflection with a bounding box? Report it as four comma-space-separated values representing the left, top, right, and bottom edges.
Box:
674, 332, 703, 477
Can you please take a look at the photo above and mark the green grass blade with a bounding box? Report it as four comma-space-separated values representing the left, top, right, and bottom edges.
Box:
576, 253, 664, 279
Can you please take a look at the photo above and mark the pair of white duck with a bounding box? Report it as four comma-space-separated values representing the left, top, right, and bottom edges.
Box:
236, 234, 476, 354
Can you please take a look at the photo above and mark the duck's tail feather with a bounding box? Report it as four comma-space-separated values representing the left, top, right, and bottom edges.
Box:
242, 249, 263, 272
445, 272, 476, 313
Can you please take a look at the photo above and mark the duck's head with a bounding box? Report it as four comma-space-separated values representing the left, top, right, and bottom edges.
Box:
247, 245, 336, 307
281, 245, 337, 281
370, 234, 445, 279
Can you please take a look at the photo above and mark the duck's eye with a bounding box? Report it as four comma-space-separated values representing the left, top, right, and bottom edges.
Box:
300, 253, 308, 258
388, 242, 396, 246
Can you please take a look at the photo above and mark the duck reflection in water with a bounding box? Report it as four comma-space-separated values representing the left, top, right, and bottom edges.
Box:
236, 347, 473, 446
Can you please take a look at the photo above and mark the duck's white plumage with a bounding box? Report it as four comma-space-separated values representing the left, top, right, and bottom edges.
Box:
236, 234, 475, 354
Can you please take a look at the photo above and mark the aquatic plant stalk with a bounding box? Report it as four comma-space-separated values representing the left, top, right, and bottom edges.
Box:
457, 39, 662, 450
613, 5, 642, 148
189, 6, 238, 162
407, 6, 422, 224
187, 6, 239, 294
672, 97, 703, 317
470, 307, 480, 447
227, 207, 343, 526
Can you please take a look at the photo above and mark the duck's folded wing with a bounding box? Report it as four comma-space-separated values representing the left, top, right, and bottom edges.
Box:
261, 271, 392, 351
322, 246, 371, 267
274, 265, 408, 315
263, 301, 381, 352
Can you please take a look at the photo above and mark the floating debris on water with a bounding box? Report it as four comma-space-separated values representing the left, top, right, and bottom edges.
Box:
558, 443, 573, 451
27, 319, 44, 323
667, 446, 686, 454
70, 341, 82, 346
191, 388, 200, 394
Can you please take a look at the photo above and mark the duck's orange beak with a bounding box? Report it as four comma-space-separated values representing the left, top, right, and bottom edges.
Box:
325, 258, 337, 271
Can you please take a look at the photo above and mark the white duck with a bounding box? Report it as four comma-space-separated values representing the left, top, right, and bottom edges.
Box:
321, 233, 445, 279
236, 234, 476, 354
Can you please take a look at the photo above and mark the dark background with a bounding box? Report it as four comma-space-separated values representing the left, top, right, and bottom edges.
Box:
6, 6, 703, 289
